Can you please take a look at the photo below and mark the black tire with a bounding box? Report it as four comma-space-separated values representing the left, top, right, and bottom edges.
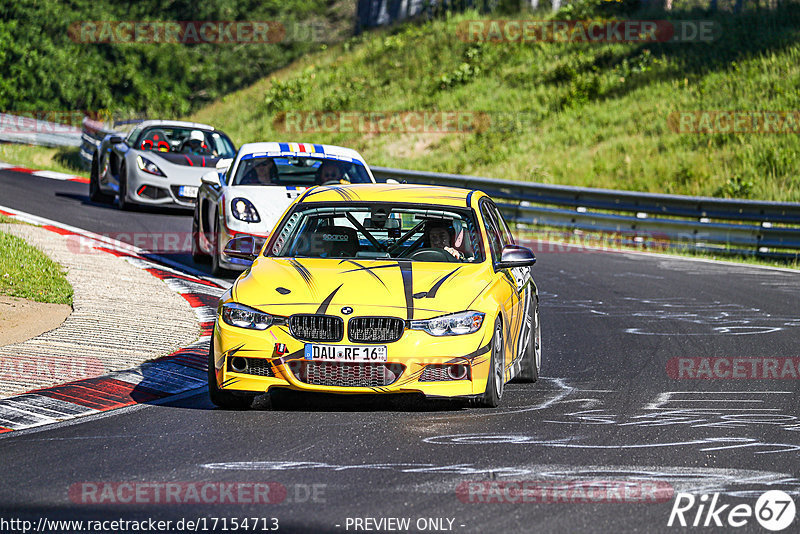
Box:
211, 215, 229, 276
117, 162, 132, 211
517, 295, 541, 383
89, 155, 113, 204
208, 342, 254, 410
476, 316, 505, 408
191, 208, 210, 264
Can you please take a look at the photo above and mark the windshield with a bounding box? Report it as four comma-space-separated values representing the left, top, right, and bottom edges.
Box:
134, 126, 236, 158
267, 203, 485, 263
231, 155, 372, 187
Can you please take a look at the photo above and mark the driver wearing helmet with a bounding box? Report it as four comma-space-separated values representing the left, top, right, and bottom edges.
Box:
240, 158, 278, 185
316, 161, 344, 184
182, 130, 209, 155
425, 220, 465, 261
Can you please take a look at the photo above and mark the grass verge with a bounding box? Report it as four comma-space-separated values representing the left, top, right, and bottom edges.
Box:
0, 232, 73, 305
0, 144, 85, 176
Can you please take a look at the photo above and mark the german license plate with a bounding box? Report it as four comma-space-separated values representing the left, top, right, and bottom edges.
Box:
179, 186, 198, 198
304, 344, 387, 362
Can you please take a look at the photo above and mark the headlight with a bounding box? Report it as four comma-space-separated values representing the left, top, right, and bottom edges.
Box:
221, 302, 272, 330
410, 311, 485, 336
231, 197, 261, 223
136, 155, 166, 177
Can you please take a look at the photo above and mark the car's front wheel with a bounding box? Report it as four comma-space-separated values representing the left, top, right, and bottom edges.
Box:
117, 162, 132, 210
191, 208, 210, 264
207, 343, 254, 410
210, 215, 229, 276
517, 295, 541, 383
476, 316, 505, 408
89, 155, 113, 204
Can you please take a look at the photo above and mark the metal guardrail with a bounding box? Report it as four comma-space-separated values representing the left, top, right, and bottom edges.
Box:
74, 118, 800, 257
372, 166, 800, 258
79, 117, 123, 170
0, 113, 82, 148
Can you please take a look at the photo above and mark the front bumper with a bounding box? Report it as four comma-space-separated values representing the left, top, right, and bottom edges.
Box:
211, 319, 493, 398
127, 170, 198, 208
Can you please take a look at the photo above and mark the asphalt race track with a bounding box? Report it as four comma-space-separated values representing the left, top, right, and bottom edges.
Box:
1, 168, 799, 533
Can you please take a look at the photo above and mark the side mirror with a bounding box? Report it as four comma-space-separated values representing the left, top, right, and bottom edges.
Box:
496, 245, 536, 270
223, 236, 257, 263
201, 171, 221, 187
216, 158, 233, 171
109, 135, 124, 145
385, 178, 400, 184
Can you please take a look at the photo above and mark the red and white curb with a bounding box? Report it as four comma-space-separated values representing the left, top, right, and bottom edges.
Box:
0, 161, 89, 183
0, 206, 224, 434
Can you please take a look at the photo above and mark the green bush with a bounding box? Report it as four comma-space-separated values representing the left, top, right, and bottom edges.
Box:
0, 0, 333, 118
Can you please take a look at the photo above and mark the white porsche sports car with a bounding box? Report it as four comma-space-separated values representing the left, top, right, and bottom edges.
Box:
192, 142, 376, 274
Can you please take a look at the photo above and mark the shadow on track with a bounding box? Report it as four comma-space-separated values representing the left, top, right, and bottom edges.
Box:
55, 192, 193, 217
261, 389, 467, 412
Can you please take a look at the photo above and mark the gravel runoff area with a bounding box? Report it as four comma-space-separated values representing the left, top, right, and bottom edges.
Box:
0, 223, 200, 398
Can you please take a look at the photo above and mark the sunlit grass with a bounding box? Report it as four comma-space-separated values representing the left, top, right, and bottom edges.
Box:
0, 232, 73, 305
190, 4, 800, 201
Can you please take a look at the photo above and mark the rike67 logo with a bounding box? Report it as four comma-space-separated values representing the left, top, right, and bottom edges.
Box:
668, 491, 796, 531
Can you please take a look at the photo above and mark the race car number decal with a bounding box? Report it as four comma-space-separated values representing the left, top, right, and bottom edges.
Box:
304, 344, 388, 362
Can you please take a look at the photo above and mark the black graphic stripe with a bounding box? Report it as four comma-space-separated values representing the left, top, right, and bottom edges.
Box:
287, 259, 314, 289
398, 260, 414, 321
220, 377, 239, 387
339, 260, 390, 289
379, 186, 437, 193
303, 185, 357, 201
221, 344, 246, 362
450, 334, 491, 363
426, 267, 462, 299
276, 326, 291, 336
316, 284, 343, 315
466, 281, 492, 309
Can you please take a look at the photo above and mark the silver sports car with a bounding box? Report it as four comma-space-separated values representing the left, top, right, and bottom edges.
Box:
89, 119, 237, 210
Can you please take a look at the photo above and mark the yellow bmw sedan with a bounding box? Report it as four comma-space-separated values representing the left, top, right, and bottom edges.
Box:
209, 183, 540, 408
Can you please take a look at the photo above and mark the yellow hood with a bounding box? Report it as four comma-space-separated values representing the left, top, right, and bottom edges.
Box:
232, 257, 491, 320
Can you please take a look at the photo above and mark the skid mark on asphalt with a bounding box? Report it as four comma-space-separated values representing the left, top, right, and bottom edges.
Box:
422, 434, 800, 454
201, 461, 800, 498
416, 382, 800, 455
547, 296, 800, 336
